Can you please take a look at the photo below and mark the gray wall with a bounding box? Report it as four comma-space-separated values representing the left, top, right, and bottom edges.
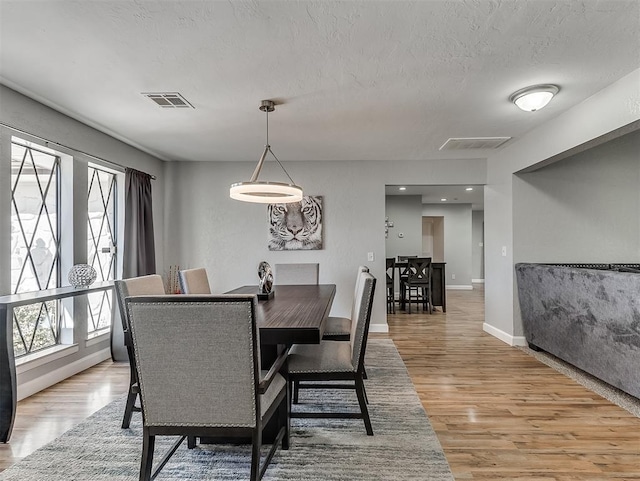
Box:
164, 159, 486, 328
385, 196, 423, 259
0, 85, 166, 393
514, 130, 640, 263
472, 210, 484, 280
422, 203, 473, 287
485, 68, 640, 342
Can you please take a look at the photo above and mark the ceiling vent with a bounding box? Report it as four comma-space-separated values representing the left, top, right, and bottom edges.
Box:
142, 92, 194, 109
439, 137, 511, 151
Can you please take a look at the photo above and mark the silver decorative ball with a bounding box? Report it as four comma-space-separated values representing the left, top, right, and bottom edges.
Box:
68, 264, 97, 288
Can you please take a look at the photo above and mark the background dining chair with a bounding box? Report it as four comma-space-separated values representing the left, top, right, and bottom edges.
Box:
405, 257, 433, 314
397, 255, 417, 310
126, 294, 289, 481
178, 267, 211, 294
323, 265, 369, 341
274, 263, 319, 285
114, 274, 165, 429
288, 271, 376, 435
386, 258, 396, 314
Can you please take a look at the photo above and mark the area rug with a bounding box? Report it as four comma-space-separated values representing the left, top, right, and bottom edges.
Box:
0, 339, 454, 480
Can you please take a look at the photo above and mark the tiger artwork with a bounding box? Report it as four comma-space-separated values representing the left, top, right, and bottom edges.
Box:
267, 196, 323, 250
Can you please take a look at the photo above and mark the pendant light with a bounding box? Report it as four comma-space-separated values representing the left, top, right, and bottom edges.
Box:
230, 100, 303, 203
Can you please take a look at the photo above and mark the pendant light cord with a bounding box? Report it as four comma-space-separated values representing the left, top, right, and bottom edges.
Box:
264, 108, 296, 186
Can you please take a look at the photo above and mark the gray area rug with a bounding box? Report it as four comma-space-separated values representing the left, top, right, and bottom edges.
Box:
1, 339, 454, 480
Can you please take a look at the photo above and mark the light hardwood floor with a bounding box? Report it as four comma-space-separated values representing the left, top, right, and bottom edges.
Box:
1, 285, 639, 479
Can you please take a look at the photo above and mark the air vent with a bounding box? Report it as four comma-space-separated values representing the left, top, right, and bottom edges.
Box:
439, 137, 511, 151
142, 92, 194, 109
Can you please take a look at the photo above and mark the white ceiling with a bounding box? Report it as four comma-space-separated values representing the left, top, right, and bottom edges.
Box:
0, 1, 638, 163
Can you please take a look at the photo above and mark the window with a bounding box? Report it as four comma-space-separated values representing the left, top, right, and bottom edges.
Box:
86, 166, 117, 338
11, 140, 61, 356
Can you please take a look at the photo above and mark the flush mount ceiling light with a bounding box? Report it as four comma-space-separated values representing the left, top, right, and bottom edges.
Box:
509, 84, 559, 112
230, 100, 303, 204
399, 186, 407, 191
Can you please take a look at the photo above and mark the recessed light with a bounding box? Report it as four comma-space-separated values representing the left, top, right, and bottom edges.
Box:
399, 186, 407, 191
440, 198, 447, 202
466, 187, 473, 191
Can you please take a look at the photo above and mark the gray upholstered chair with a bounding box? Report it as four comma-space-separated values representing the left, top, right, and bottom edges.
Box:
322, 265, 369, 341
274, 263, 319, 285
288, 271, 376, 435
114, 274, 165, 429
125, 294, 289, 481
178, 267, 211, 294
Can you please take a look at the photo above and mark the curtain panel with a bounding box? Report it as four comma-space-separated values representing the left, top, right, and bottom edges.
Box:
123, 168, 156, 278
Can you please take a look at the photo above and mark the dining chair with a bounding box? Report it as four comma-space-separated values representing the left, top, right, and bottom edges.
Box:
386, 258, 395, 314
322, 265, 369, 341
125, 294, 289, 481
405, 257, 433, 314
288, 271, 376, 435
114, 274, 166, 429
397, 255, 417, 310
274, 263, 319, 285
178, 267, 211, 294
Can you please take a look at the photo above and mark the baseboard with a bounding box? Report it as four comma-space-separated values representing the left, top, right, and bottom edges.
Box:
472, 279, 485, 283
17, 348, 112, 401
446, 285, 473, 290
369, 323, 389, 333
483, 323, 527, 347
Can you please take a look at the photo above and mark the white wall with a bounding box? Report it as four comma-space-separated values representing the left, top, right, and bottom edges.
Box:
422, 203, 473, 287
472, 210, 484, 280
164, 159, 486, 329
514, 130, 640, 263
484, 68, 640, 344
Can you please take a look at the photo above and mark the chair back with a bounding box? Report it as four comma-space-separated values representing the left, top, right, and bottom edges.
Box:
178, 267, 211, 294
349, 272, 376, 370
274, 263, 319, 285
407, 257, 432, 285
126, 295, 261, 428
386, 258, 395, 285
114, 275, 165, 336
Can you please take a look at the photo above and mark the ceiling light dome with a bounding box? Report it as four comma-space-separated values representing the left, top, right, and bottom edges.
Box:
509, 84, 559, 112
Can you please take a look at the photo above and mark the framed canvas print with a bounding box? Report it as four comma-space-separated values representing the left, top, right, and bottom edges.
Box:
267, 195, 323, 250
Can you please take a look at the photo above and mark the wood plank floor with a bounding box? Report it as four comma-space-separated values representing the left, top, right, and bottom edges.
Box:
1, 285, 639, 479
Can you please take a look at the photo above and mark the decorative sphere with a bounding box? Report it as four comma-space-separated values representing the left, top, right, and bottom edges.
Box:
68, 264, 97, 288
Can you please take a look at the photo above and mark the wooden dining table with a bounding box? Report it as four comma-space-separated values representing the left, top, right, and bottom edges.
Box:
225, 284, 336, 359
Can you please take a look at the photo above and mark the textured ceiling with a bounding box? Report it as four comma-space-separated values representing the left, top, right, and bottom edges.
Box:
0, 1, 639, 162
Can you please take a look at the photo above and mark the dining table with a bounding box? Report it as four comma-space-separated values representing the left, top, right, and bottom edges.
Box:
199, 283, 337, 445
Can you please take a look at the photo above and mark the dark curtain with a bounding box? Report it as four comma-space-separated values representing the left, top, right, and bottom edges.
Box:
123, 168, 156, 278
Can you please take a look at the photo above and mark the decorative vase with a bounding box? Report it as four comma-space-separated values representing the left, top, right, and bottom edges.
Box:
68, 264, 97, 288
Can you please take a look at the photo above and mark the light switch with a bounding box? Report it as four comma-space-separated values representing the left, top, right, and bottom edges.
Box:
367, 252, 375, 262
501, 246, 507, 257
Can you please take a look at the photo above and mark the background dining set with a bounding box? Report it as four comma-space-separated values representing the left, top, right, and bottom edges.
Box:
386, 256, 443, 315
114, 262, 376, 481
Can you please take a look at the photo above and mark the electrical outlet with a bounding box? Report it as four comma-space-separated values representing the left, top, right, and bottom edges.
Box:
452, 273, 456, 280
367, 252, 375, 262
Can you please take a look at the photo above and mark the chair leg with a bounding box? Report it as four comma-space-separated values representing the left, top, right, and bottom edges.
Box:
279, 391, 290, 450
250, 429, 261, 481
140, 428, 155, 481
187, 436, 196, 449
293, 380, 300, 404
355, 376, 373, 436
122, 383, 138, 429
